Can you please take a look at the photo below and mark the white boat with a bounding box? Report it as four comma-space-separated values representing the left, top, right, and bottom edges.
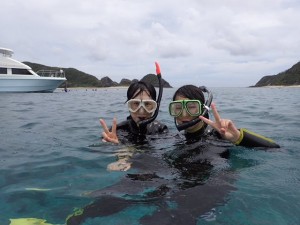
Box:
0, 47, 67, 93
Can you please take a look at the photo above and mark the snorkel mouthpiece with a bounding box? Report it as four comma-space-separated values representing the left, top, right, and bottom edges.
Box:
137, 62, 163, 128
176, 86, 213, 131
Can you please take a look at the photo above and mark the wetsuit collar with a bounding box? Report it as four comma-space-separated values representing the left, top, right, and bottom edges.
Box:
184, 124, 207, 141
127, 116, 147, 135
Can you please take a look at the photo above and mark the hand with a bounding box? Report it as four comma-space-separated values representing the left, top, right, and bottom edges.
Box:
199, 103, 241, 143
107, 159, 132, 171
99, 118, 119, 144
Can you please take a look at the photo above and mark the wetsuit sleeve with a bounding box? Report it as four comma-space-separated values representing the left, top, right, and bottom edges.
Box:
234, 128, 280, 148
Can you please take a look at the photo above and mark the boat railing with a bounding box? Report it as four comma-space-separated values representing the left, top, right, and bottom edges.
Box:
36, 69, 66, 78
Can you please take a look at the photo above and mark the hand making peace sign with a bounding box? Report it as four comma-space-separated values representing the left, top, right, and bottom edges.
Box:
199, 103, 241, 143
99, 118, 119, 144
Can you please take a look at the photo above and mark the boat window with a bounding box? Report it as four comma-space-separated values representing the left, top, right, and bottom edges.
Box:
0, 67, 7, 74
12, 68, 33, 75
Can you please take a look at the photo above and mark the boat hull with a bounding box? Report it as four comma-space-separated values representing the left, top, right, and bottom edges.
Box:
0, 77, 66, 93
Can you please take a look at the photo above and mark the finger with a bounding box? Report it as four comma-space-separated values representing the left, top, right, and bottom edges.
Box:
227, 120, 240, 140
219, 127, 226, 135
99, 119, 110, 133
112, 118, 117, 134
106, 136, 119, 144
104, 133, 119, 144
102, 131, 108, 140
211, 103, 222, 124
200, 115, 220, 132
227, 120, 238, 132
199, 116, 214, 127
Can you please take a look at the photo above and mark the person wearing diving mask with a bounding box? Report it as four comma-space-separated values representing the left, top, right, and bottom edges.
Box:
169, 85, 280, 148
100, 81, 168, 171
99, 63, 167, 171
132, 86, 281, 224
100, 62, 167, 145
100, 81, 168, 144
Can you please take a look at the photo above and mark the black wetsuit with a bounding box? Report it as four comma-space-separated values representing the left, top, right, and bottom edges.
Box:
66, 125, 279, 225
115, 116, 168, 144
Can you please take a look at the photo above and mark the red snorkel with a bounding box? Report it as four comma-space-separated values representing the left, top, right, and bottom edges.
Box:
138, 62, 163, 128
155, 62, 161, 77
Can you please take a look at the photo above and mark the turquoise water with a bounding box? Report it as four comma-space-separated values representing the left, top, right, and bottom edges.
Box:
0, 87, 299, 225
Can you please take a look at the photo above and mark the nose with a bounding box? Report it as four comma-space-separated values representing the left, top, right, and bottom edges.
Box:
181, 108, 188, 117
137, 105, 146, 113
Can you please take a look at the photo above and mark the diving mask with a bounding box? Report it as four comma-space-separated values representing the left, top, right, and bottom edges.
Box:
127, 99, 157, 114
169, 100, 203, 117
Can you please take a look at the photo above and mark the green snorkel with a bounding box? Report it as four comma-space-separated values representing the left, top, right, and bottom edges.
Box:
138, 62, 163, 128
176, 86, 213, 131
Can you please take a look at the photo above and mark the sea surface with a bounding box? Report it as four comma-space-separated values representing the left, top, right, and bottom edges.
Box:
0, 87, 299, 225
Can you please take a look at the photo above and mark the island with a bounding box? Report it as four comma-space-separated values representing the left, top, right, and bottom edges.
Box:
23, 62, 172, 88
252, 61, 300, 87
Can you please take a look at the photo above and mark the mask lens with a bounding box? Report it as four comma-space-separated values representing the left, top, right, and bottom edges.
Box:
186, 101, 202, 116
127, 99, 141, 112
169, 101, 183, 117
142, 100, 157, 113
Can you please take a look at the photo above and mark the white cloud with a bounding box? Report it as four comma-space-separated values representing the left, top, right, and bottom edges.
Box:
1, 0, 299, 87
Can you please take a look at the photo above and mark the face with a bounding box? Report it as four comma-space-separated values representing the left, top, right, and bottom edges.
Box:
129, 90, 155, 124
174, 95, 204, 133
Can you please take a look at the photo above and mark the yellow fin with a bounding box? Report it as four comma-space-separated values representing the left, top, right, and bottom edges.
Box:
9, 218, 53, 225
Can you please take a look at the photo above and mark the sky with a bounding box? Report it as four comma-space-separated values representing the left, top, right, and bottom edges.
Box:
1, 0, 300, 87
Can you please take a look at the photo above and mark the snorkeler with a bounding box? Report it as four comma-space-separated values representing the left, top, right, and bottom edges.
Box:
66, 64, 170, 224
100, 62, 167, 145
99, 63, 168, 171
137, 85, 280, 224
100, 81, 168, 144
169, 84, 280, 148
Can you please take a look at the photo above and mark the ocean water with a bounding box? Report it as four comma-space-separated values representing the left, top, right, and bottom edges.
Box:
0, 87, 299, 225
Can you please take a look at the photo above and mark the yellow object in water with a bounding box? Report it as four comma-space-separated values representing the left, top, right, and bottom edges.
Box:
25, 188, 52, 191
9, 218, 54, 225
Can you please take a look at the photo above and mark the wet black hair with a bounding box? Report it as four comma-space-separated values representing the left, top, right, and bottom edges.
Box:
126, 81, 156, 102
172, 85, 205, 103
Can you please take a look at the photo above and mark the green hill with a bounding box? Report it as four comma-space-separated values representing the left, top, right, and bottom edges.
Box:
253, 61, 300, 87
23, 62, 172, 88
